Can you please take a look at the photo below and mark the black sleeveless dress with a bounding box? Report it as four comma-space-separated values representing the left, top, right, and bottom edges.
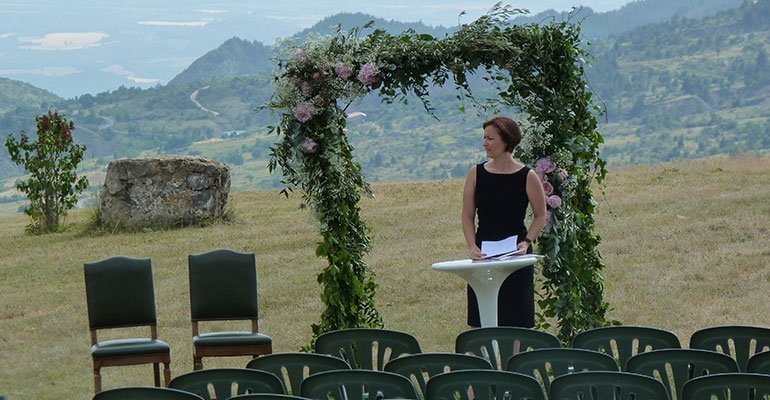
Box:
467, 162, 535, 327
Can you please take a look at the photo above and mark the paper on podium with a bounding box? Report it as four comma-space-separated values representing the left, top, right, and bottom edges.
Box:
481, 235, 524, 259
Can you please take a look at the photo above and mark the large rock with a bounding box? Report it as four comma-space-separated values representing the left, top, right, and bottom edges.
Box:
100, 156, 230, 229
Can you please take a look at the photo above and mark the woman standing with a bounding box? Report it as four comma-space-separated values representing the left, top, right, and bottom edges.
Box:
461, 116, 547, 327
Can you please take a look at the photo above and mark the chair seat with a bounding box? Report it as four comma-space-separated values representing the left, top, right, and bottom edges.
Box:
194, 332, 272, 347
92, 338, 171, 359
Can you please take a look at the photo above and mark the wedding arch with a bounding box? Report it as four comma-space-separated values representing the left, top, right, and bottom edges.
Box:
267, 4, 610, 343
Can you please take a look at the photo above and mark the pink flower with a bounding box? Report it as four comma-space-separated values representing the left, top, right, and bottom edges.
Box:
313, 95, 326, 107
293, 101, 317, 123
335, 62, 353, 80
557, 168, 568, 180
312, 70, 325, 80
357, 62, 378, 85
536, 157, 557, 174
542, 181, 554, 195
301, 81, 314, 96
545, 211, 553, 230
547, 195, 562, 209
294, 48, 307, 62
300, 137, 318, 154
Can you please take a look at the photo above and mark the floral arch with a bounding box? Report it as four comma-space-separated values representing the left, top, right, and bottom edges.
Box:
267, 5, 610, 343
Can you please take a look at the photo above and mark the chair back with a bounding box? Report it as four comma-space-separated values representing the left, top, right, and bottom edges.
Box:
571, 326, 681, 370
425, 370, 544, 400
226, 395, 312, 400
384, 352, 492, 399
189, 249, 259, 321
626, 348, 739, 400
506, 348, 619, 394
748, 351, 770, 374
169, 368, 285, 400
246, 352, 350, 395
549, 371, 669, 400
690, 326, 770, 372
300, 370, 419, 400
93, 387, 203, 400
681, 373, 770, 400
315, 328, 421, 370
455, 327, 561, 370
85, 256, 157, 330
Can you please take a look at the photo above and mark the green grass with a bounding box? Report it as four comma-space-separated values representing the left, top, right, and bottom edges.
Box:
1, 155, 769, 398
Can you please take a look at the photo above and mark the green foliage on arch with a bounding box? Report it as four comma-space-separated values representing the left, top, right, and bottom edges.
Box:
267, 4, 611, 343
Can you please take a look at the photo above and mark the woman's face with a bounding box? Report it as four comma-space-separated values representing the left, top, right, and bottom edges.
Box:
483, 125, 508, 158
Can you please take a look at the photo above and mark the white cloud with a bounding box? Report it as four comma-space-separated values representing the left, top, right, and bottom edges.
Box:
18, 32, 109, 51
101, 64, 134, 76
127, 76, 162, 84
0, 66, 80, 77
137, 21, 209, 27
195, 9, 227, 14
1, 32, 15, 39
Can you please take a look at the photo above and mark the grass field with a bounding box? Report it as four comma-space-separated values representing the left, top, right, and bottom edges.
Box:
1, 155, 769, 398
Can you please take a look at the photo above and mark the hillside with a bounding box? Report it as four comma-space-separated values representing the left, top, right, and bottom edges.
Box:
1, 155, 769, 398
168, 38, 275, 87
0, 77, 62, 114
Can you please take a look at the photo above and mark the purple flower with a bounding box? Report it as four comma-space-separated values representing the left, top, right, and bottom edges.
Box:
300, 136, 318, 154
545, 211, 553, 230
536, 157, 557, 174
357, 62, 378, 85
335, 62, 353, 80
542, 181, 554, 195
301, 81, 314, 96
547, 195, 562, 209
293, 101, 317, 123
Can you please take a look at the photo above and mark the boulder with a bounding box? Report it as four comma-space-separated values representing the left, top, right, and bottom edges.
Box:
100, 156, 230, 229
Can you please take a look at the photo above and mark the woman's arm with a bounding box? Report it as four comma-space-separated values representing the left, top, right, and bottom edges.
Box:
462, 165, 483, 259
519, 169, 547, 252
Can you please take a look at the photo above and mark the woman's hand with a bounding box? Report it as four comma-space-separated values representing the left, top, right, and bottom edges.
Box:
517, 241, 530, 253
469, 245, 485, 260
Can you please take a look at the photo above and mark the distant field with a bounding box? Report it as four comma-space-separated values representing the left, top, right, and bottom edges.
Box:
1, 155, 769, 398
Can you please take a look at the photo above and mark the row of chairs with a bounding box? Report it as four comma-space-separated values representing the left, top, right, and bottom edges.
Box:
84, 249, 273, 393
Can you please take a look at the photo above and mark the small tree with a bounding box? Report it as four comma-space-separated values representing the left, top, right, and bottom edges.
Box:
5, 111, 89, 233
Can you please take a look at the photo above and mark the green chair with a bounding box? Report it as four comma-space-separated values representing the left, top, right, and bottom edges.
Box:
690, 326, 770, 372
314, 328, 421, 370
93, 387, 204, 400
246, 352, 350, 395
300, 370, 419, 400
425, 370, 544, 400
549, 371, 670, 400
170, 368, 285, 399
626, 348, 739, 400
506, 348, 619, 395
455, 327, 561, 370
571, 326, 681, 370
383, 352, 493, 399
84, 256, 171, 393
227, 395, 312, 400
681, 373, 770, 400
748, 350, 770, 374
188, 249, 273, 370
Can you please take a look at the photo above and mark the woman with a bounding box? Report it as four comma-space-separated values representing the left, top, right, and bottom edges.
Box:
461, 116, 547, 327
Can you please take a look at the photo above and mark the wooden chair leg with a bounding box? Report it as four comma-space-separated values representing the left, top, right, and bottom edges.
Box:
153, 362, 161, 386
163, 361, 171, 386
93, 365, 102, 393
193, 355, 203, 371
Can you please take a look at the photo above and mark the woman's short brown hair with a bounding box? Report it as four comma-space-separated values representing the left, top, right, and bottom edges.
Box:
483, 116, 522, 153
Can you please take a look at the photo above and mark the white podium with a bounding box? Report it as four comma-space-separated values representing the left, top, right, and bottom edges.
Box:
432, 256, 539, 327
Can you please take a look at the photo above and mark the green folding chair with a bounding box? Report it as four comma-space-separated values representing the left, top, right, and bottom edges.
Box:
314, 328, 421, 370
549, 371, 669, 400
425, 370, 544, 400
226, 395, 312, 400
383, 352, 492, 399
748, 350, 770, 374
681, 373, 770, 400
690, 326, 770, 372
571, 326, 681, 370
506, 348, 619, 395
455, 327, 561, 370
246, 352, 350, 395
170, 368, 285, 400
93, 387, 203, 400
300, 370, 419, 400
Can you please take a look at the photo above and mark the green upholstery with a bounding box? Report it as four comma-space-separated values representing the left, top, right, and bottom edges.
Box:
571, 326, 681, 370
246, 352, 350, 395
506, 348, 619, 394
626, 348, 739, 400
549, 371, 669, 400
314, 328, 421, 370
681, 373, 770, 400
188, 249, 272, 369
383, 352, 492, 399
84, 256, 171, 393
93, 387, 203, 400
689, 326, 770, 372
455, 327, 561, 370
170, 368, 285, 400
300, 370, 419, 400
227, 395, 312, 400
748, 350, 770, 374
425, 370, 544, 400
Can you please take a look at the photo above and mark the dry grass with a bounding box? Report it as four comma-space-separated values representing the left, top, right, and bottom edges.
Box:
1, 155, 769, 398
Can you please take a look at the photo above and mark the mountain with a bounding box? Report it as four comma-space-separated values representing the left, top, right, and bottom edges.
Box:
168, 38, 275, 87
0, 78, 62, 115
294, 12, 454, 40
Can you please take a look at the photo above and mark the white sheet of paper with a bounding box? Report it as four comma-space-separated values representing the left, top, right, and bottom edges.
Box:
480, 235, 522, 258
